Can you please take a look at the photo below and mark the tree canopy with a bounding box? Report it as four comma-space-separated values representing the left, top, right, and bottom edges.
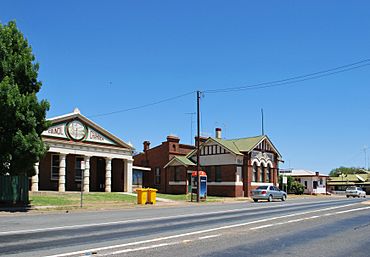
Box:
0, 21, 50, 176
329, 166, 368, 177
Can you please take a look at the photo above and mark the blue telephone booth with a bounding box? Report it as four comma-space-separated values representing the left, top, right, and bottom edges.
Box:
191, 171, 207, 201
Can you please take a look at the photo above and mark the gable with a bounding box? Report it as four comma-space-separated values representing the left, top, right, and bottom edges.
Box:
42, 110, 132, 149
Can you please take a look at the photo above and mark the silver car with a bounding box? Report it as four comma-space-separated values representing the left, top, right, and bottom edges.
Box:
345, 186, 366, 198
252, 185, 287, 202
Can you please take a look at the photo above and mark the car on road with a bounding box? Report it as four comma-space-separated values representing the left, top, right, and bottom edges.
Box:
345, 186, 366, 198
252, 185, 287, 202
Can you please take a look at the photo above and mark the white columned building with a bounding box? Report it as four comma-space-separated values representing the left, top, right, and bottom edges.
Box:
32, 108, 134, 193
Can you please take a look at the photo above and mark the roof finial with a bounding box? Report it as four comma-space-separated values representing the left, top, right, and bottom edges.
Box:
73, 107, 80, 114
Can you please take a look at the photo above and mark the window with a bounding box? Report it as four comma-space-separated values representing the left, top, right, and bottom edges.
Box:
75, 157, 83, 181
313, 181, 318, 189
253, 163, 258, 182
133, 170, 143, 185
266, 166, 271, 183
236, 166, 242, 182
304, 181, 307, 189
260, 165, 265, 182
215, 166, 222, 182
51, 154, 60, 180
155, 167, 161, 185
174, 166, 181, 182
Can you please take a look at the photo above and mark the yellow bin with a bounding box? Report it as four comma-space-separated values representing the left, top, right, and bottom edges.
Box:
136, 188, 148, 205
147, 188, 158, 204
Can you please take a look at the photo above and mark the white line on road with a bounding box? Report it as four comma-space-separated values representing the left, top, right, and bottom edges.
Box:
44, 203, 359, 257
198, 234, 221, 240
249, 206, 370, 231
1, 199, 350, 236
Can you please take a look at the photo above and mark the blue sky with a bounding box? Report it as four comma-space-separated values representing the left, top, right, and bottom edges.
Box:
2, 1, 370, 173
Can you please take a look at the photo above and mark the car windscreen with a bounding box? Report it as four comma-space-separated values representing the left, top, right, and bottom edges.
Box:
346, 186, 356, 190
256, 186, 268, 190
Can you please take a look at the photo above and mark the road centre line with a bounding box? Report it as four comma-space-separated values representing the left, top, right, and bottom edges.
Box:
198, 234, 221, 240
1, 199, 351, 236
44, 203, 358, 257
250, 206, 370, 230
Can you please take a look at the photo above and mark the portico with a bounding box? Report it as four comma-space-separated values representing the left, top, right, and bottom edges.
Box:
31, 108, 133, 193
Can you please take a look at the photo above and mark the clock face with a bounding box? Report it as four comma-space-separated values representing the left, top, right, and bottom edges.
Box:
67, 120, 86, 141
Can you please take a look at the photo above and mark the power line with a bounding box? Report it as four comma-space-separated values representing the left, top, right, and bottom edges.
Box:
88, 91, 196, 118
204, 59, 370, 94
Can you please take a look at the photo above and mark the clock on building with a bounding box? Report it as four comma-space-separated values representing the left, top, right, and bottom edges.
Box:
67, 120, 86, 141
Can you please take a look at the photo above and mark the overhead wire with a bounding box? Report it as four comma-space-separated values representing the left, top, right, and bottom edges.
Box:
88, 90, 196, 118
204, 59, 370, 94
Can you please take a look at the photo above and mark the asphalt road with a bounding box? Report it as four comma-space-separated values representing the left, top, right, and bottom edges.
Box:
0, 197, 369, 257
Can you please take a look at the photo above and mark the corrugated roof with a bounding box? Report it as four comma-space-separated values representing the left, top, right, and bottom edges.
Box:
164, 155, 196, 168
213, 135, 265, 155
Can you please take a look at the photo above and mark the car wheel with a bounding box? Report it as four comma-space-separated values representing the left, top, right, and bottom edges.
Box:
281, 194, 286, 201
268, 195, 273, 202
346, 195, 349, 198
253, 199, 258, 202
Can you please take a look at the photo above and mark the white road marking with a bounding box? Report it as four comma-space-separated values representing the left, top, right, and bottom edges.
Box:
249, 206, 370, 231
44, 203, 358, 257
1, 199, 349, 236
198, 234, 221, 240
109, 243, 171, 255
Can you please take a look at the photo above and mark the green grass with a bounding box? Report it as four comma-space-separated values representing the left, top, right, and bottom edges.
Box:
29, 192, 137, 207
30, 195, 78, 206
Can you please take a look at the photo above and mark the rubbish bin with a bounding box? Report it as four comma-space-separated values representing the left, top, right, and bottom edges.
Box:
147, 188, 158, 204
136, 188, 148, 205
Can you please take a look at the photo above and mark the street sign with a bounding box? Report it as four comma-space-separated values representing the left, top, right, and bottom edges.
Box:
282, 176, 287, 184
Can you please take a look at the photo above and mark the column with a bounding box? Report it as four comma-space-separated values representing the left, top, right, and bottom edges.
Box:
58, 154, 66, 192
124, 159, 133, 193
105, 157, 112, 192
31, 162, 39, 192
83, 156, 91, 192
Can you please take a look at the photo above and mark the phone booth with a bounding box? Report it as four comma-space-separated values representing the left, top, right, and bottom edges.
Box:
191, 171, 207, 201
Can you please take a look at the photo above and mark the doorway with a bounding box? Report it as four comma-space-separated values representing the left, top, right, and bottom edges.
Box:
97, 158, 106, 192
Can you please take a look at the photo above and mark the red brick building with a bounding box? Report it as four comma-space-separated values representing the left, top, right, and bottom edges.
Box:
133, 135, 196, 192
165, 129, 282, 197
135, 129, 282, 197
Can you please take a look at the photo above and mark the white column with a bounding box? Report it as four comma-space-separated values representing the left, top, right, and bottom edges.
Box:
31, 162, 39, 192
83, 156, 91, 192
58, 154, 66, 192
105, 157, 112, 192
124, 159, 133, 193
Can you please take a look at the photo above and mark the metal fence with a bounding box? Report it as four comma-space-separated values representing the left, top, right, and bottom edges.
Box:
0, 175, 29, 205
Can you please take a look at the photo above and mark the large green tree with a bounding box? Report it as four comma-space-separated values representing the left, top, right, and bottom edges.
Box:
0, 21, 50, 176
329, 166, 368, 176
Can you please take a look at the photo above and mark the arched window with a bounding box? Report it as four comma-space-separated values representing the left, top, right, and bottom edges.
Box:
260, 165, 265, 182
253, 163, 258, 182
266, 165, 271, 183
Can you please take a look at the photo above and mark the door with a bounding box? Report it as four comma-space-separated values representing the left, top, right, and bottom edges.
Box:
97, 158, 106, 192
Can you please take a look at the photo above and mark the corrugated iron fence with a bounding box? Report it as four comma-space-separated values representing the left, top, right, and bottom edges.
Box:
0, 175, 29, 205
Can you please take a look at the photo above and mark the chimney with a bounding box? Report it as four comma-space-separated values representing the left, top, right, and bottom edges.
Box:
215, 128, 222, 139
315, 172, 320, 176
194, 136, 207, 146
143, 141, 150, 152
166, 135, 180, 143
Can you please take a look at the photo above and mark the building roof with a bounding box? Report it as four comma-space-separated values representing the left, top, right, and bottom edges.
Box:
280, 169, 329, 177
164, 155, 196, 168
329, 174, 369, 182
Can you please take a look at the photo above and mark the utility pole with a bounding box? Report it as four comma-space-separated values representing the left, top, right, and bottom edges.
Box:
196, 91, 201, 202
261, 108, 264, 135
185, 112, 196, 144
364, 146, 368, 170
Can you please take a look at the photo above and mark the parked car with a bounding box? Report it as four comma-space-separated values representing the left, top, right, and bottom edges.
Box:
345, 186, 366, 198
252, 185, 287, 202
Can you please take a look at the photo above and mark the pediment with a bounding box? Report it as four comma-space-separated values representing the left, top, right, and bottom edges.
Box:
42, 110, 132, 149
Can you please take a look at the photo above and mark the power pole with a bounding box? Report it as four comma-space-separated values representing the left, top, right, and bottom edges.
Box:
196, 91, 201, 202
261, 108, 264, 135
364, 146, 368, 170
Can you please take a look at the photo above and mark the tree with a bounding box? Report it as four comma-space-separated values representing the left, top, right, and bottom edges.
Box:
0, 21, 50, 177
329, 166, 368, 176
290, 181, 304, 195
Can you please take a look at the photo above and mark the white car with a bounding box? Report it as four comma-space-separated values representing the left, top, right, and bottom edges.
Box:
345, 186, 366, 198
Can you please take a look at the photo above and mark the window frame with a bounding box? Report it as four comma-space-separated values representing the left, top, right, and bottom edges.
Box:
154, 167, 161, 185
215, 166, 222, 182
51, 154, 60, 181
75, 156, 84, 182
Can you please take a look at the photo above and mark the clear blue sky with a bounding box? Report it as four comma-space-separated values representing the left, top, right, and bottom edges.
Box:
2, 1, 370, 174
